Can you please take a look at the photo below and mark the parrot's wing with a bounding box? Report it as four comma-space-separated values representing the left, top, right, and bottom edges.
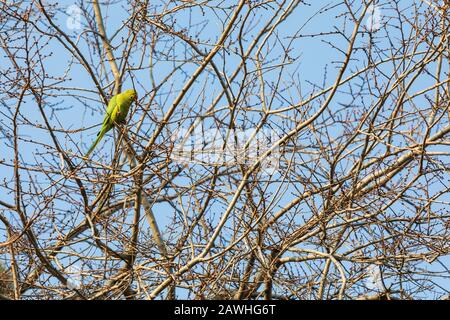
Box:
106, 95, 117, 115
101, 95, 117, 129
110, 95, 127, 125
85, 95, 118, 157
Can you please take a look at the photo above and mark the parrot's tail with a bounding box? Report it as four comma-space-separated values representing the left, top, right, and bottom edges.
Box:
85, 126, 109, 158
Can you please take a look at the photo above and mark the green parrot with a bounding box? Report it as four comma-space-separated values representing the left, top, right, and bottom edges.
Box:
85, 89, 137, 157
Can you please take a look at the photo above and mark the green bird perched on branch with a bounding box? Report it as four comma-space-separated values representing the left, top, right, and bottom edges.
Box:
85, 89, 137, 157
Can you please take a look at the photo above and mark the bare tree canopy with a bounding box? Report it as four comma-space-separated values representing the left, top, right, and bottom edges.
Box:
0, 0, 449, 300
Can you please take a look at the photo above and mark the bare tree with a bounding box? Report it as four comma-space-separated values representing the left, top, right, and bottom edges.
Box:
0, 0, 449, 300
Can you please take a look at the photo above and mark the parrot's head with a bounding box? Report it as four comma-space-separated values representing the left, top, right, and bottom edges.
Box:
123, 89, 138, 103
